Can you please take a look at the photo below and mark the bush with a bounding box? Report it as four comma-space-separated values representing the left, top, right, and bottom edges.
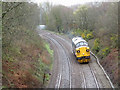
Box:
73, 28, 94, 41
110, 34, 118, 48
102, 47, 110, 57
92, 38, 100, 54
74, 28, 83, 36
97, 47, 110, 59
81, 33, 85, 39
86, 33, 94, 40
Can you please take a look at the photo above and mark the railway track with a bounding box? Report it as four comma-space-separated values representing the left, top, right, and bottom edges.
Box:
50, 35, 72, 88
40, 34, 60, 88
42, 34, 72, 88
39, 30, 114, 88
53, 33, 114, 88
79, 66, 87, 88
52, 34, 100, 88
88, 64, 100, 88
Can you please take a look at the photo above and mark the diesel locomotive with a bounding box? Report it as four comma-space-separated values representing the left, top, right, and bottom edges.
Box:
72, 36, 90, 63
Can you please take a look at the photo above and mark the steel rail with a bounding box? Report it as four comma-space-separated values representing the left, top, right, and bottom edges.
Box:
80, 65, 87, 88
90, 51, 114, 88
51, 35, 72, 89
88, 64, 100, 89
43, 34, 72, 88
41, 35, 62, 88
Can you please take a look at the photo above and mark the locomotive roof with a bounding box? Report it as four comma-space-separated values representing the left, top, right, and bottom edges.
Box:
72, 36, 87, 45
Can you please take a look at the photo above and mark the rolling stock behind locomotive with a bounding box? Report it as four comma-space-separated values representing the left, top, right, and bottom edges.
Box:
72, 36, 90, 63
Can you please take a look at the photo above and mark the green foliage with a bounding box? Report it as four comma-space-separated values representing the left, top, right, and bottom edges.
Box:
2, 85, 8, 89
73, 28, 94, 41
3, 54, 15, 62
44, 42, 53, 70
92, 38, 100, 54
81, 33, 85, 39
97, 47, 110, 59
102, 47, 110, 57
45, 43, 53, 56
86, 33, 94, 40
73, 28, 83, 35
110, 34, 118, 48
41, 4, 73, 33
73, 5, 88, 30
2, 2, 40, 48
45, 73, 50, 81
36, 55, 52, 85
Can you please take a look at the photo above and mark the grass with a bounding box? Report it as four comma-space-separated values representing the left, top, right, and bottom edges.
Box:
45, 43, 53, 56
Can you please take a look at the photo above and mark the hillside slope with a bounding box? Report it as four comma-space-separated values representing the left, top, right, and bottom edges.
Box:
100, 49, 118, 88
2, 29, 53, 88
2, 2, 53, 88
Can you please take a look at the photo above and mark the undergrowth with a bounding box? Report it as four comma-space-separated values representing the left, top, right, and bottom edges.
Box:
2, 27, 53, 88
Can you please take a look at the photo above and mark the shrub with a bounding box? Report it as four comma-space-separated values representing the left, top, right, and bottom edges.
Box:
86, 33, 94, 40
81, 33, 85, 39
110, 34, 118, 48
102, 47, 110, 57
45, 43, 53, 56
92, 38, 100, 54
72, 28, 94, 41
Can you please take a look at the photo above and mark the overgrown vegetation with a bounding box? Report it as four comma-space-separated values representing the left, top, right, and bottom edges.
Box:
72, 28, 94, 41
40, 2, 118, 87
2, 2, 53, 88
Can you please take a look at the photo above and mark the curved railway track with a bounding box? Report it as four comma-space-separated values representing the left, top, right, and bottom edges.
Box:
42, 35, 72, 88
39, 30, 114, 88
52, 33, 113, 88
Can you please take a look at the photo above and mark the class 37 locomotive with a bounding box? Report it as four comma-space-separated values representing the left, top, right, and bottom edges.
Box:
72, 36, 90, 63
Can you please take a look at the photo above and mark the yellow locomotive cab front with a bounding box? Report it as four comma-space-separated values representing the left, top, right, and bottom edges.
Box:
75, 47, 90, 63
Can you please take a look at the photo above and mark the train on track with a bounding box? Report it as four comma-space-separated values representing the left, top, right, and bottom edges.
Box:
72, 36, 90, 63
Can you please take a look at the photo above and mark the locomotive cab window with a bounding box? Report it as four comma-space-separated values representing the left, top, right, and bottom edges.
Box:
76, 41, 88, 48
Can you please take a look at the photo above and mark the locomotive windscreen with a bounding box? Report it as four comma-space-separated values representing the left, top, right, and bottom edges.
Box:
76, 41, 88, 48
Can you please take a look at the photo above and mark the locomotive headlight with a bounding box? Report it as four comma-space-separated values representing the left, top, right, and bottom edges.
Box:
86, 47, 90, 52
77, 50, 80, 53
86, 49, 89, 52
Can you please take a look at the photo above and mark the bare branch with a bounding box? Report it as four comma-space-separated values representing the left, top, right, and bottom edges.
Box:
2, 2, 22, 19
